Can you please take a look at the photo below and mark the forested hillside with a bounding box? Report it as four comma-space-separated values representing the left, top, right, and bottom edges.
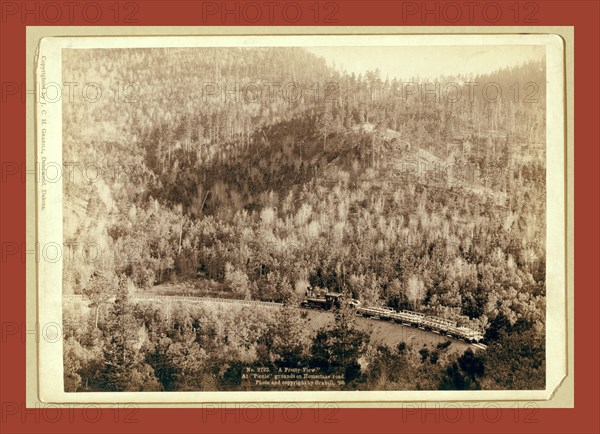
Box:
62, 47, 546, 391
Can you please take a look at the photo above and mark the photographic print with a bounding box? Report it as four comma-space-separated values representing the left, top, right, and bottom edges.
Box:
35, 33, 566, 402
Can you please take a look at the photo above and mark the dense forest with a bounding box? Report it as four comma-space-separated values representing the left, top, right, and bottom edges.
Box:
62, 47, 546, 391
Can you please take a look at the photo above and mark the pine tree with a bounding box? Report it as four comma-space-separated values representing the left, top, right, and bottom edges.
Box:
318, 102, 334, 150
99, 283, 159, 391
82, 270, 118, 330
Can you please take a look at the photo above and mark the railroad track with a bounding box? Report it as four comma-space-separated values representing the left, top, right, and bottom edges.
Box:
64, 294, 283, 309
64, 294, 487, 349
354, 306, 485, 344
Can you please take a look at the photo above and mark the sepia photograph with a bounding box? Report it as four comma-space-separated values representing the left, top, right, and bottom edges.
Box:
34, 33, 566, 401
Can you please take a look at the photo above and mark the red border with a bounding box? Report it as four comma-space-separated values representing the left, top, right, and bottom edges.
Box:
1, 1, 598, 433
